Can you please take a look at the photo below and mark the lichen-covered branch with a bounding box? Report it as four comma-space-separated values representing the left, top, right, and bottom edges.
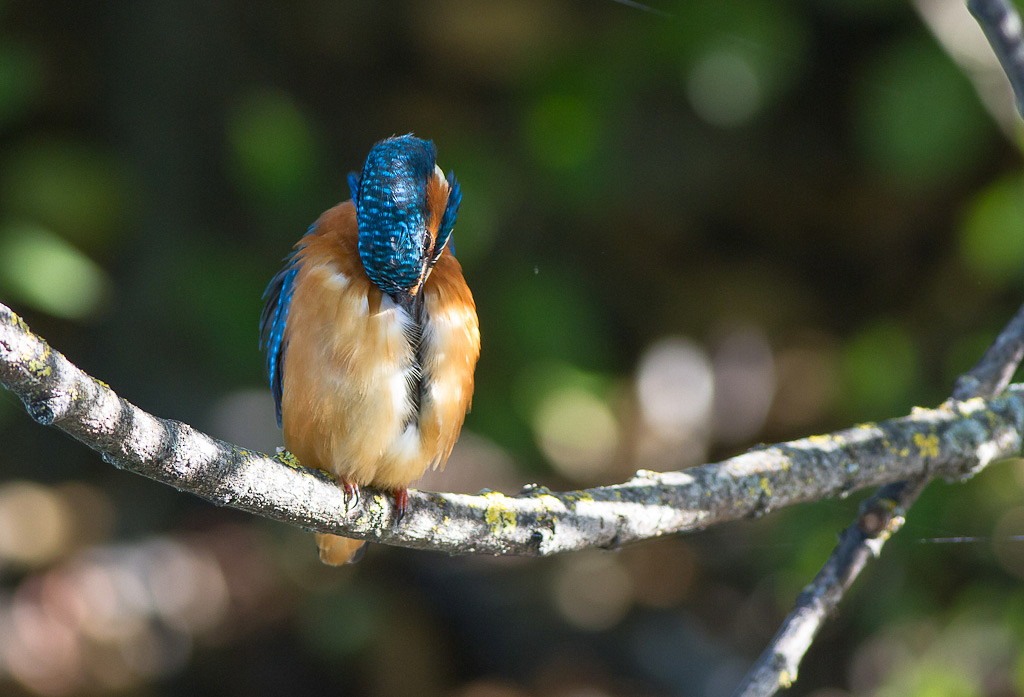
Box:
733, 295, 1024, 697
1, 301, 1022, 558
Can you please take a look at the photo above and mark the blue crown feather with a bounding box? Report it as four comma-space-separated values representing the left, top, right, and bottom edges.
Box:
355, 135, 437, 296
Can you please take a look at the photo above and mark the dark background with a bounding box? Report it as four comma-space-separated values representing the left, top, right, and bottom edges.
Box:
1, 1, 1023, 695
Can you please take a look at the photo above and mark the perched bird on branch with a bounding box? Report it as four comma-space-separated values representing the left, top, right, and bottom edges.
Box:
260, 135, 480, 564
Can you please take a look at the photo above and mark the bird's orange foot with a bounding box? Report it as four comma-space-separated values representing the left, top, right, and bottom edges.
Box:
342, 480, 360, 508
392, 488, 408, 525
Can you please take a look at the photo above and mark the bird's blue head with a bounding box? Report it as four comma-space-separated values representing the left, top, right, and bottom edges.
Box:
348, 135, 461, 299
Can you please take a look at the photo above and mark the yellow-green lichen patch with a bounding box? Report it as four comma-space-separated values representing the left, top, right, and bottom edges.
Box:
561, 491, 595, 506
535, 494, 563, 526
913, 432, 939, 458
482, 492, 517, 534
9, 311, 30, 332
25, 358, 51, 377
276, 450, 302, 469
883, 437, 909, 457
759, 477, 772, 497
23, 344, 52, 377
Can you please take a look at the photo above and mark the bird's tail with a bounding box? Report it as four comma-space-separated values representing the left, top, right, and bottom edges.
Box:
315, 533, 367, 565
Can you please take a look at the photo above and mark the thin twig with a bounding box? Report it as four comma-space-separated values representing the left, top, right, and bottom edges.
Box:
731, 479, 927, 697
968, 0, 1024, 118
952, 302, 1024, 400
732, 301, 1024, 697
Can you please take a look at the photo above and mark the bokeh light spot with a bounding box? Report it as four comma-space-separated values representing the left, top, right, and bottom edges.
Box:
636, 337, 714, 437
533, 384, 618, 481
0, 481, 71, 567
711, 325, 775, 445
687, 50, 762, 127
554, 552, 632, 631
0, 222, 111, 320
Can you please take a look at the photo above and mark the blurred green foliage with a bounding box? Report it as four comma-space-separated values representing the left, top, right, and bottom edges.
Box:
854, 36, 992, 190
962, 173, 1024, 283
0, 0, 1022, 696
227, 90, 321, 208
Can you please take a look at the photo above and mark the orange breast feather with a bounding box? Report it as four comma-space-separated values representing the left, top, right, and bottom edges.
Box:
280, 202, 480, 491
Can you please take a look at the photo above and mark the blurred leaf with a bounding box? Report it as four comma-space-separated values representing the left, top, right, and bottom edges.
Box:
226, 89, 319, 205
524, 93, 600, 172
0, 139, 127, 249
960, 173, 1024, 283
841, 320, 917, 417
882, 664, 979, 697
0, 222, 111, 320
854, 36, 991, 189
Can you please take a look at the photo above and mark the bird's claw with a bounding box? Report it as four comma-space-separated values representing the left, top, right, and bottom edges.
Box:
392, 488, 408, 525
342, 480, 360, 509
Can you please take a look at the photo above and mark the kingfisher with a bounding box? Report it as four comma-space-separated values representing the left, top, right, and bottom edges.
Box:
260, 135, 480, 565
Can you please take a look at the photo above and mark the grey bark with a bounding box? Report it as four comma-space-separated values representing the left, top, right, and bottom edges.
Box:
1, 300, 1022, 559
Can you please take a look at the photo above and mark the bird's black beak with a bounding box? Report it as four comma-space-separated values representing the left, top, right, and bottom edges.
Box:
391, 289, 423, 320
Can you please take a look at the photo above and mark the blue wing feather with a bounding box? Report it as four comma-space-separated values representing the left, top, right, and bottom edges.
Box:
260, 228, 314, 426
435, 171, 461, 261
347, 171, 360, 203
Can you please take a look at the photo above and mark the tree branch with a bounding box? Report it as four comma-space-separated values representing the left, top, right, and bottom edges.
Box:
1, 300, 1022, 558
968, 0, 1024, 118
732, 297, 1024, 697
